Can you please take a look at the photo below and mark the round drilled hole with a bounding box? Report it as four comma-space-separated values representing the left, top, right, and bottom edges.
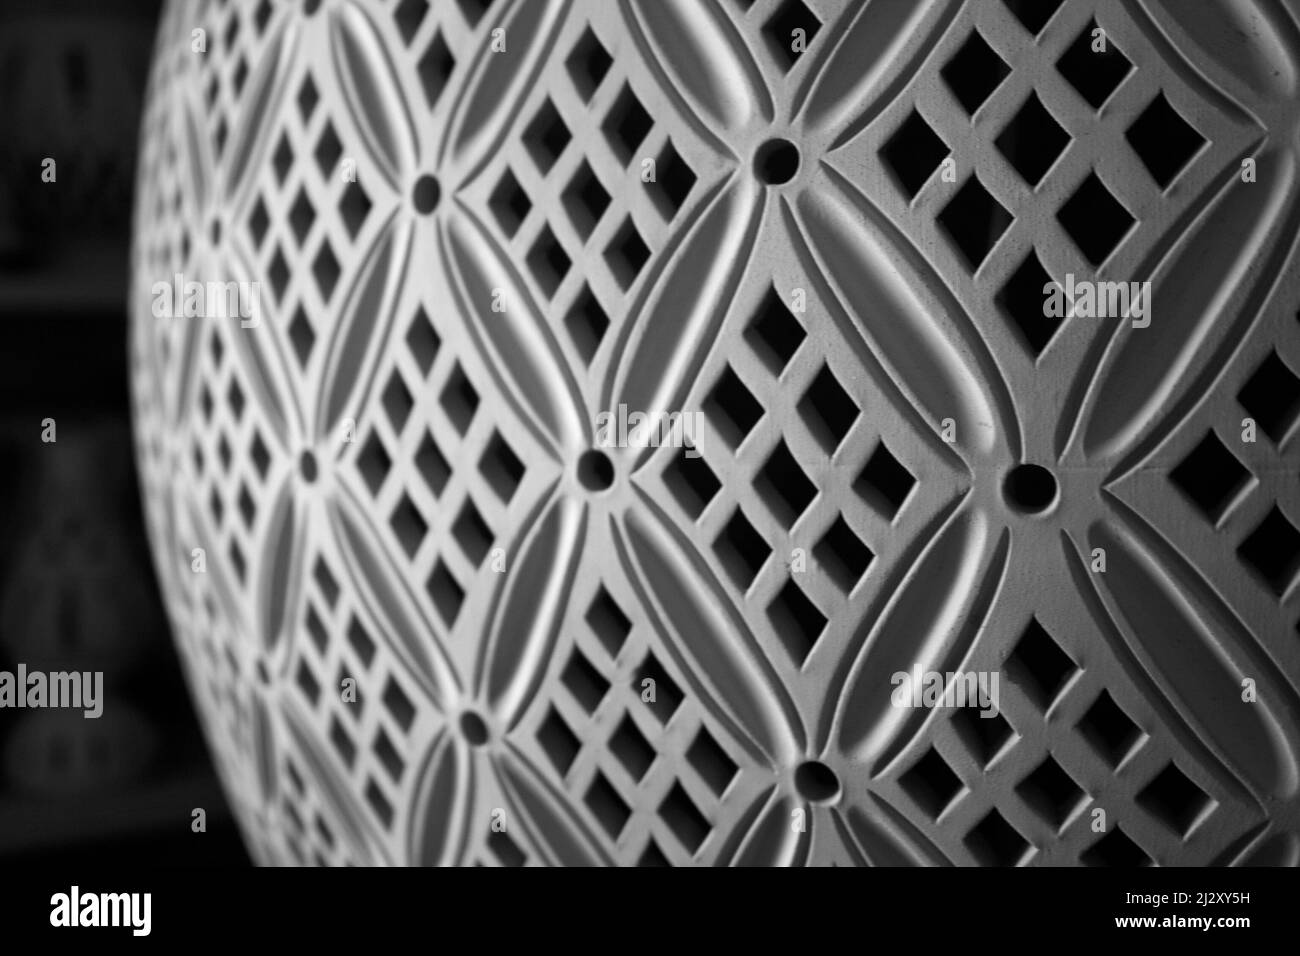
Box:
460, 711, 489, 747
577, 449, 614, 492
412, 174, 440, 214
1004, 463, 1058, 514
794, 760, 841, 804
754, 138, 800, 185
299, 450, 318, 484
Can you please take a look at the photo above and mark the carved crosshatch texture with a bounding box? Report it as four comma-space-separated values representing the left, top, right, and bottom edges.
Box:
131, 0, 1300, 866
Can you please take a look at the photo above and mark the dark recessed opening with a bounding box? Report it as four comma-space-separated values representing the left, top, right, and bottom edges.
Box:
413, 174, 440, 214
754, 138, 800, 186
460, 711, 489, 747
210, 218, 222, 246
299, 450, 318, 483
577, 448, 615, 492
304, 0, 322, 16
1004, 463, 1057, 513
794, 759, 840, 804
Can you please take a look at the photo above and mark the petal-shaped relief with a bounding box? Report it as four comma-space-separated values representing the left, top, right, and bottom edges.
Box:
617, 492, 802, 765
1080, 512, 1300, 801
1145, 0, 1299, 103
798, 0, 960, 149
622, 0, 772, 143
442, 208, 586, 458
1079, 146, 1299, 468
474, 488, 585, 729
605, 174, 762, 472
328, 490, 461, 711
408, 726, 474, 866
835, 503, 1006, 775
328, 2, 418, 189
251, 691, 278, 807
844, 795, 952, 866
281, 699, 392, 865
314, 213, 413, 440
715, 788, 808, 866
257, 475, 301, 654
795, 169, 1015, 463
493, 743, 614, 866
221, 17, 298, 206
442, 0, 570, 181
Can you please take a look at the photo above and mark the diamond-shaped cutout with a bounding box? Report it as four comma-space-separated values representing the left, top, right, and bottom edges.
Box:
706, 366, 763, 449
637, 651, 683, 725
997, 250, 1062, 357
346, 616, 376, 669
648, 140, 696, 219
426, 559, 464, 627
562, 648, 609, 714
1017, 756, 1087, 830
524, 97, 571, 174
799, 364, 860, 454
746, 286, 806, 374
415, 430, 451, 499
658, 783, 710, 855
1058, 20, 1132, 109
604, 218, 650, 291
314, 122, 343, 179
537, 706, 581, 777
1077, 690, 1143, 768
755, 439, 816, 530
953, 706, 1016, 768
312, 242, 341, 302
382, 676, 415, 732
339, 180, 372, 240
1008, 617, 1078, 710
1081, 826, 1149, 866
479, 431, 524, 504
1003, 0, 1064, 36
1057, 171, 1134, 266
288, 189, 316, 246
766, 579, 827, 666
394, 0, 429, 45
405, 306, 440, 375
603, 84, 653, 165
248, 197, 270, 248
1137, 764, 1213, 838
439, 363, 479, 435
357, 431, 391, 496
939, 174, 1013, 270
564, 285, 609, 365
855, 441, 915, 519
249, 432, 271, 481
489, 167, 531, 238
610, 714, 656, 782
381, 372, 413, 433
900, 748, 963, 820
417, 31, 455, 110
713, 508, 771, 591
527, 223, 571, 299
563, 160, 610, 241
268, 246, 290, 305
566, 25, 612, 102
586, 586, 632, 658
389, 494, 428, 558
996, 93, 1070, 187
1238, 506, 1300, 597
1169, 430, 1252, 523
1126, 92, 1205, 189
1238, 350, 1300, 445
941, 30, 1010, 115
286, 306, 315, 368
687, 728, 737, 797
881, 109, 950, 199
763, 0, 821, 71
814, 515, 873, 593
964, 809, 1032, 866
297, 75, 319, 121
452, 498, 494, 568
664, 452, 722, 521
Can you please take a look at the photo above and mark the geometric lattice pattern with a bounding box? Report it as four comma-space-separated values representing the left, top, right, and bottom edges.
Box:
131, 0, 1300, 865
